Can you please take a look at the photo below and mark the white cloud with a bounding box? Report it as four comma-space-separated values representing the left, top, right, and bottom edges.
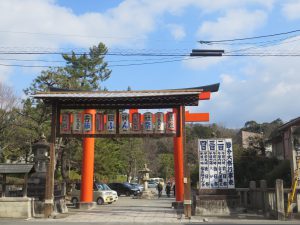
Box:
282, 0, 300, 20
197, 9, 267, 40
0, 0, 274, 49
167, 24, 186, 40
183, 56, 225, 70
220, 74, 235, 84
0, 0, 282, 115
0, 67, 12, 83
185, 8, 268, 72
195, 39, 300, 128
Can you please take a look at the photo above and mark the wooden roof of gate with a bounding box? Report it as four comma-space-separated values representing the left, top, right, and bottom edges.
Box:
32, 83, 219, 109
0, 164, 35, 174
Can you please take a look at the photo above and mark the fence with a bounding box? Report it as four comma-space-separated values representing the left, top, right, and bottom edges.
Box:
236, 179, 300, 220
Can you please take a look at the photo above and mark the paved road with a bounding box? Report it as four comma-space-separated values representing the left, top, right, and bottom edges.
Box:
1, 191, 299, 224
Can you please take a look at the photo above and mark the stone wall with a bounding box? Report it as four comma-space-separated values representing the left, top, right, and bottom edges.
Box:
194, 189, 240, 216
0, 197, 33, 218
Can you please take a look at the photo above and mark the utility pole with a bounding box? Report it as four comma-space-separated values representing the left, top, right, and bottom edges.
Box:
44, 103, 57, 218
182, 48, 224, 218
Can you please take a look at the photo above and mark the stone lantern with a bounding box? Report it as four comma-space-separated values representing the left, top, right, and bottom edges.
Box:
140, 164, 150, 190
138, 164, 154, 199
27, 134, 50, 200
32, 134, 50, 173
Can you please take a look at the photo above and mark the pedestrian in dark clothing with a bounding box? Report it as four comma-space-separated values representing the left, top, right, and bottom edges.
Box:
157, 182, 163, 198
165, 182, 171, 197
173, 184, 176, 196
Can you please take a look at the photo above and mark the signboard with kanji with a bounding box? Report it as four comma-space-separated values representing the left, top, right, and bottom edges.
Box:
198, 138, 235, 189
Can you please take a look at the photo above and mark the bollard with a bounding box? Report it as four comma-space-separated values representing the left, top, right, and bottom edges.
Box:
275, 179, 284, 220
249, 181, 256, 210
297, 193, 300, 213
260, 180, 267, 213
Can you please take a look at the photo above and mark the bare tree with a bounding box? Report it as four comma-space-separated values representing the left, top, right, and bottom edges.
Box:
0, 82, 18, 132
0, 82, 19, 160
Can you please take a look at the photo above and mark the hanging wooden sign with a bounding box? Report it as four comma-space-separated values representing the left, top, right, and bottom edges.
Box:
59, 110, 178, 137
95, 113, 105, 133
166, 112, 176, 133
120, 112, 130, 132
143, 112, 153, 133
83, 113, 93, 134
132, 112, 141, 132
72, 113, 83, 134
155, 112, 165, 133
106, 113, 116, 133
60, 113, 71, 134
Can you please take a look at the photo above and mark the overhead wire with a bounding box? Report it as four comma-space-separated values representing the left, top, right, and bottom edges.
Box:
199, 29, 300, 44
0, 28, 300, 68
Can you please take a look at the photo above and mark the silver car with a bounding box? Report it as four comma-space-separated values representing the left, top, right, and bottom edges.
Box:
70, 183, 114, 205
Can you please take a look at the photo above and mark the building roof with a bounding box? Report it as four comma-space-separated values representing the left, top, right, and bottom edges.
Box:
32, 83, 219, 109
0, 164, 35, 174
278, 117, 300, 131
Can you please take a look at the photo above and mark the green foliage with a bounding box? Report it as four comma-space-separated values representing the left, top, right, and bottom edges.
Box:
25, 43, 111, 95
190, 164, 199, 188
68, 170, 82, 181
265, 160, 291, 187
158, 153, 174, 181
118, 138, 145, 181
94, 139, 124, 179
62, 43, 111, 90
242, 118, 283, 138
233, 150, 289, 187
18, 42, 111, 180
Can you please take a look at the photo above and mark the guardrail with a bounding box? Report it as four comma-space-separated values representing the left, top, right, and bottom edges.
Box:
236, 179, 299, 220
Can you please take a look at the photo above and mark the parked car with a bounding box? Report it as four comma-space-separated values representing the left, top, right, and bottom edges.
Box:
129, 182, 144, 192
96, 182, 118, 202
108, 182, 140, 196
69, 183, 114, 205
148, 180, 158, 188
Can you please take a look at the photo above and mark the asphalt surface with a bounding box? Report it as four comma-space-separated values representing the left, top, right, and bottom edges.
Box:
0, 189, 299, 224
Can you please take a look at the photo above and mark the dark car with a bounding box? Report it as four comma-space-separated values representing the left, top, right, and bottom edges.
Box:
108, 182, 140, 196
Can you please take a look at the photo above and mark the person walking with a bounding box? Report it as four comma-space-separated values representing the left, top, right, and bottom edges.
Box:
165, 182, 171, 197
157, 182, 163, 198
172, 184, 176, 197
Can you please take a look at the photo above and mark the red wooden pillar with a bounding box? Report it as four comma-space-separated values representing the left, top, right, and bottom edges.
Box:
173, 106, 184, 202
80, 109, 96, 203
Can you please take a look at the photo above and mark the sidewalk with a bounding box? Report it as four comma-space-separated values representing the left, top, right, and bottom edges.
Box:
28, 195, 299, 224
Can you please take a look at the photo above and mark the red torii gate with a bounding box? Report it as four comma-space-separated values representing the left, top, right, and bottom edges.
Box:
33, 83, 219, 217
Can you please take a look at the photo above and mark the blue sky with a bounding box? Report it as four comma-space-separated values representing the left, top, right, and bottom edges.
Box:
1, 0, 300, 128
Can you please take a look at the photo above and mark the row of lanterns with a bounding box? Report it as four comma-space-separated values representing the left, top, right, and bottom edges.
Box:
60, 112, 176, 134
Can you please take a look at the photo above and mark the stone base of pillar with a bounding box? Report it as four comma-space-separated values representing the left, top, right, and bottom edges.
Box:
172, 201, 184, 219
195, 189, 240, 216
76, 202, 96, 210
172, 201, 183, 209
137, 190, 156, 199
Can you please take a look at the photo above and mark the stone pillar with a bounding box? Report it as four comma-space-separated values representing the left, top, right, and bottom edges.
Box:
2, 174, 6, 197
275, 179, 284, 220
61, 182, 66, 196
249, 181, 256, 209
260, 180, 267, 213
297, 193, 300, 213
243, 190, 248, 208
